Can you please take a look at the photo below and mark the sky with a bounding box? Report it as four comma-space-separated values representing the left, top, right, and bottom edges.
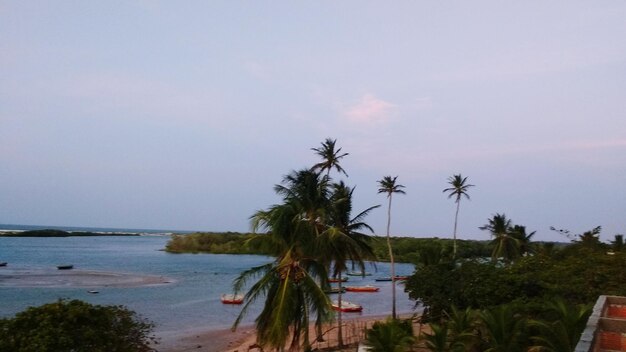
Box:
1, 1, 625, 242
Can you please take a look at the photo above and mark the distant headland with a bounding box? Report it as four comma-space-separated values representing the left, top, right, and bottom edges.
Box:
0, 229, 141, 237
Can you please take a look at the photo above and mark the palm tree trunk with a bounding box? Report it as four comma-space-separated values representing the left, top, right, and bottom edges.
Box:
452, 200, 460, 259
386, 195, 397, 320
337, 272, 344, 347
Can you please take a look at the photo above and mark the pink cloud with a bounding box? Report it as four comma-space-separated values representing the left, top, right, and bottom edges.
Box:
343, 94, 396, 124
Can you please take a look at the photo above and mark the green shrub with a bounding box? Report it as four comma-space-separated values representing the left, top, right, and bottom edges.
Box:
0, 299, 156, 352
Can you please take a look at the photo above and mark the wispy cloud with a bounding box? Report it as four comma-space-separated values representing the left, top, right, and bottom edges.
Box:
342, 94, 397, 124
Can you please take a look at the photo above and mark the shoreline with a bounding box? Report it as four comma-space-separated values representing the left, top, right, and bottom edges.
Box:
156, 312, 420, 352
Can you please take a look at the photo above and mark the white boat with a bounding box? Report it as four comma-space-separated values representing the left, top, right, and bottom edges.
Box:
331, 300, 363, 312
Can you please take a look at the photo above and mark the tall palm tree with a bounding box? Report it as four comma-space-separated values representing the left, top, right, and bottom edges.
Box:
377, 175, 406, 319
311, 138, 349, 177
234, 169, 333, 351
443, 174, 474, 259
479, 213, 518, 263
322, 181, 379, 346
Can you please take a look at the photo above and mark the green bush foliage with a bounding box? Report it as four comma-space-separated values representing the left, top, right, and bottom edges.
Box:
0, 299, 156, 352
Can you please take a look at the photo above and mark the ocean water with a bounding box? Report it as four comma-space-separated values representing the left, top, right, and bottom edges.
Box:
0, 234, 419, 335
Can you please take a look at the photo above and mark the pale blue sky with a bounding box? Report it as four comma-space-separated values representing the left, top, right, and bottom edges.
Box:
1, 1, 625, 242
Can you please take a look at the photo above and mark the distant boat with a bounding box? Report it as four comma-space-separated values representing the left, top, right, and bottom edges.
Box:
87, 290, 99, 294
375, 276, 408, 282
346, 271, 372, 276
332, 300, 363, 312
325, 287, 347, 294
345, 285, 380, 293
328, 277, 349, 283
0, 262, 7, 267
57, 265, 73, 270
220, 293, 244, 304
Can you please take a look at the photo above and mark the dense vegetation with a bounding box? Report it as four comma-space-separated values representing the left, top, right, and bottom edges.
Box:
165, 232, 273, 255
165, 231, 493, 262
0, 299, 156, 352
399, 227, 626, 352
0, 229, 139, 237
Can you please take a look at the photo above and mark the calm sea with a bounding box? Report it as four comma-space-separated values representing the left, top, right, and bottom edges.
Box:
0, 226, 419, 335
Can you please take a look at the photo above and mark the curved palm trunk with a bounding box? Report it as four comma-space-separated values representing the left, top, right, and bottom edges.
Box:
386, 195, 397, 320
452, 200, 460, 259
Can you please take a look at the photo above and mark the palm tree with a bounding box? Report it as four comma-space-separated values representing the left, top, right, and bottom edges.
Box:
377, 175, 406, 320
443, 174, 474, 259
528, 298, 591, 352
478, 304, 527, 352
509, 225, 536, 257
234, 169, 333, 351
311, 138, 349, 177
320, 181, 379, 347
479, 213, 519, 263
365, 318, 415, 352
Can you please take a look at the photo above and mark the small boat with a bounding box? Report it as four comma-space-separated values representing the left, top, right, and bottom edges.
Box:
57, 265, 74, 270
332, 300, 363, 312
328, 277, 349, 283
325, 287, 347, 294
375, 277, 392, 281
345, 285, 380, 292
375, 276, 408, 282
346, 271, 372, 276
0, 262, 7, 267
87, 290, 99, 294
221, 293, 244, 304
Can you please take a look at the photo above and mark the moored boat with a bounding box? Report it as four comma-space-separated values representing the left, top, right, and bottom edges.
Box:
328, 277, 349, 283
375, 277, 392, 282
325, 287, 347, 294
346, 271, 372, 276
57, 265, 73, 270
394, 276, 409, 281
220, 293, 244, 304
332, 300, 363, 312
345, 285, 379, 292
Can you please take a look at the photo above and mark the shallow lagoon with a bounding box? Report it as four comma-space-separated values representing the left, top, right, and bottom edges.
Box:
0, 236, 419, 333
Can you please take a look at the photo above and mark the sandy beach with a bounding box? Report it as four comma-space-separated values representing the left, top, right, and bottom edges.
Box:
0, 268, 175, 288
156, 313, 421, 352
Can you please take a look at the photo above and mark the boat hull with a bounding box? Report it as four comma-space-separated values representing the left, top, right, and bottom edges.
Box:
345, 286, 379, 292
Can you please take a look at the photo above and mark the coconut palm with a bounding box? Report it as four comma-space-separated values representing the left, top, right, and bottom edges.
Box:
234, 169, 334, 351
321, 181, 379, 346
509, 225, 536, 257
311, 138, 349, 177
377, 175, 406, 319
443, 174, 474, 259
479, 213, 519, 263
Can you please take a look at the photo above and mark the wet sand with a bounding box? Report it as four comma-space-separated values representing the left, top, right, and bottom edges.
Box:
0, 268, 174, 288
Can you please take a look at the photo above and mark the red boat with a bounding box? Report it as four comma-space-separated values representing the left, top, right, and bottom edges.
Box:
394, 276, 409, 281
345, 285, 380, 292
332, 300, 363, 312
221, 294, 244, 304
328, 277, 349, 283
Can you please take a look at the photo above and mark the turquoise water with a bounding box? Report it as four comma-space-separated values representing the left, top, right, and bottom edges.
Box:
0, 236, 419, 334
